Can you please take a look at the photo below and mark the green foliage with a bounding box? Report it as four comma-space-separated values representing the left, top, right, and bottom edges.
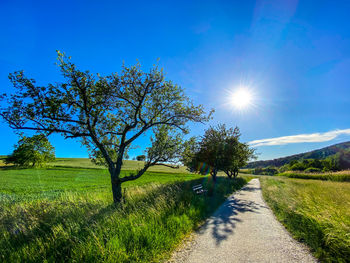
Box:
6, 135, 55, 167
0, 164, 251, 262
288, 158, 339, 172
238, 168, 254, 174
182, 124, 256, 179
304, 167, 322, 173
261, 177, 350, 262
253, 166, 278, 175
136, 155, 146, 161
146, 125, 183, 166
290, 162, 307, 171
337, 150, 350, 170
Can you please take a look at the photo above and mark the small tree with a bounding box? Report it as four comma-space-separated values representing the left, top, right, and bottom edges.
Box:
136, 155, 146, 161
0, 51, 211, 203
182, 124, 255, 180
6, 134, 55, 167
221, 131, 256, 178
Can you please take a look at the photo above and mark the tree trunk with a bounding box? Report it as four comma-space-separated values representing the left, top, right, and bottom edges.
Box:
211, 169, 217, 182
111, 177, 122, 203
110, 163, 123, 204
110, 147, 125, 204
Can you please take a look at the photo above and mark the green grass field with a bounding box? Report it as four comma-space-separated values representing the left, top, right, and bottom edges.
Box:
278, 170, 350, 182
0, 159, 252, 262
49, 158, 191, 173
1, 157, 191, 173
260, 177, 350, 262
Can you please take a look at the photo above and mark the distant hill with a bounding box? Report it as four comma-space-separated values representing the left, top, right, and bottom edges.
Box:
246, 141, 350, 168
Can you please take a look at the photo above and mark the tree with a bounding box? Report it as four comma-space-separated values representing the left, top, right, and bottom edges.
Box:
6, 134, 55, 167
0, 51, 211, 203
182, 124, 255, 180
136, 155, 146, 161
221, 133, 256, 178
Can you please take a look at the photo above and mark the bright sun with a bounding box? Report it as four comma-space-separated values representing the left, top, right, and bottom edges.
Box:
230, 88, 253, 109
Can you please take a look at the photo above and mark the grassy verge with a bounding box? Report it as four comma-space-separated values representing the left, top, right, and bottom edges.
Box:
260, 177, 350, 262
0, 166, 252, 262
278, 170, 350, 182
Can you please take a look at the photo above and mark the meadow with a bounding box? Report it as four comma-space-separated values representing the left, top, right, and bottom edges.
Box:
48, 158, 191, 173
278, 170, 350, 182
0, 159, 252, 262
260, 177, 350, 262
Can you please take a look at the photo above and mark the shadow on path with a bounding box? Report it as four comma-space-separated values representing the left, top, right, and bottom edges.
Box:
198, 182, 268, 246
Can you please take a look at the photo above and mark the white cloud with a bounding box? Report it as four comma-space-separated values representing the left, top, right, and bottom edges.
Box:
249, 129, 350, 147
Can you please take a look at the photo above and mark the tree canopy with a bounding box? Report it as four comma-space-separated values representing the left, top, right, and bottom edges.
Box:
6, 134, 55, 167
0, 51, 212, 203
136, 155, 146, 161
182, 124, 255, 180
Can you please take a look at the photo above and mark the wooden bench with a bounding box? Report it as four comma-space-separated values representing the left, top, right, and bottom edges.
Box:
192, 184, 207, 195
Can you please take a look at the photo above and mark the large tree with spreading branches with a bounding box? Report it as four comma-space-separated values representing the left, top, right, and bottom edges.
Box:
0, 51, 211, 203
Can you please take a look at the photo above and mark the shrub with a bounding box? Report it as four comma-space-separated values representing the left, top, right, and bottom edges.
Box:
136, 155, 146, 161
304, 167, 322, 173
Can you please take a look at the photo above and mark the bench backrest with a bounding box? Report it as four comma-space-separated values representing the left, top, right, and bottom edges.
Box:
192, 184, 203, 191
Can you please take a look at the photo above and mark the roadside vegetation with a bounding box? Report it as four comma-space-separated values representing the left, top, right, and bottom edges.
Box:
260, 177, 350, 262
0, 164, 251, 262
278, 170, 350, 182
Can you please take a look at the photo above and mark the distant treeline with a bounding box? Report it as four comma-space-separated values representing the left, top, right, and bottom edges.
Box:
243, 151, 350, 176
246, 141, 350, 169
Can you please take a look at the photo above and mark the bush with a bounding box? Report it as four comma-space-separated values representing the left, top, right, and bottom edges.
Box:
304, 167, 322, 173
252, 167, 278, 176
136, 155, 146, 161
290, 162, 306, 171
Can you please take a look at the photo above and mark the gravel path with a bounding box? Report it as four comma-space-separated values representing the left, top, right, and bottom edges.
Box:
169, 178, 317, 263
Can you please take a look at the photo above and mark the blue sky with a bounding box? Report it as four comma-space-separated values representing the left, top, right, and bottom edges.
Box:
1, 0, 350, 160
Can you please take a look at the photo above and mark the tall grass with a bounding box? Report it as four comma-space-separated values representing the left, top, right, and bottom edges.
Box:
0, 166, 251, 262
260, 177, 350, 262
278, 170, 350, 182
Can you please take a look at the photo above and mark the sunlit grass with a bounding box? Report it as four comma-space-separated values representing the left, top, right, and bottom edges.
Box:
278, 170, 350, 182
0, 165, 252, 262
260, 177, 350, 262
48, 158, 191, 173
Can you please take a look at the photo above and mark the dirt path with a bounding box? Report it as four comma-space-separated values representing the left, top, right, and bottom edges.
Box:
169, 178, 317, 263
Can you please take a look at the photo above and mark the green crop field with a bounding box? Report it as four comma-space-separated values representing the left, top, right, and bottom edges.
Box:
260, 177, 350, 262
0, 159, 252, 262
